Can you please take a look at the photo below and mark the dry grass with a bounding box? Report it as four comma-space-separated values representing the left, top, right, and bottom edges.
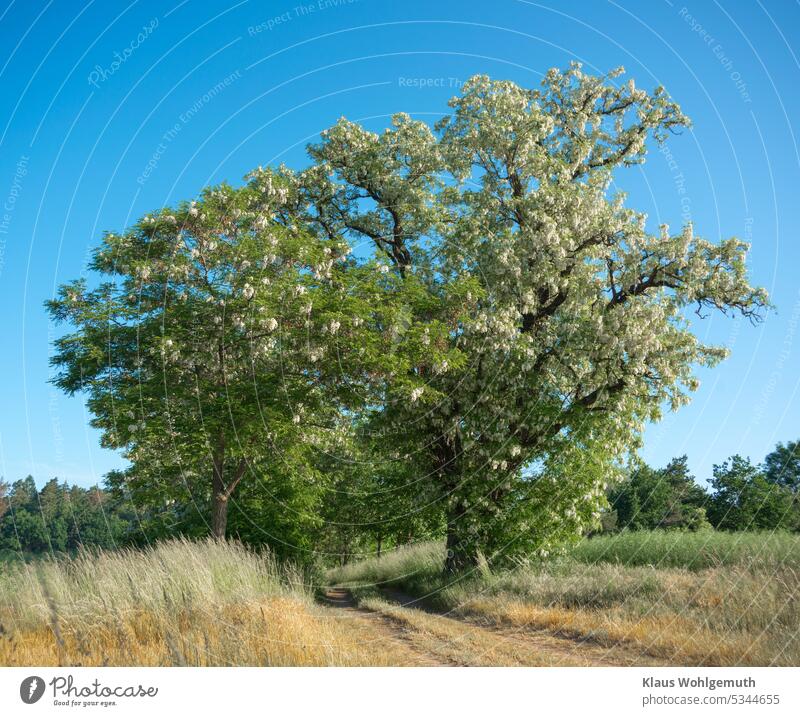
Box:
0, 539, 406, 666
329, 536, 800, 666
357, 595, 663, 666
6, 534, 798, 666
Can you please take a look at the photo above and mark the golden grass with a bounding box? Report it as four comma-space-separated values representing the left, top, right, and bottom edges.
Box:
458, 598, 764, 666
357, 596, 662, 666
5, 536, 798, 666
453, 564, 800, 666
330, 540, 800, 666
0, 597, 421, 666
0, 539, 411, 666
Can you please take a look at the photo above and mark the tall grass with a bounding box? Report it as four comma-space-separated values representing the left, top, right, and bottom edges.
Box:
328, 532, 800, 666
0, 538, 305, 630
331, 540, 445, 591
571, 530, 800, 570
0, 538, 401, 666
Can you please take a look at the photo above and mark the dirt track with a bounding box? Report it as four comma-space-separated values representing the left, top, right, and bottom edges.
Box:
318, 588, 665, 667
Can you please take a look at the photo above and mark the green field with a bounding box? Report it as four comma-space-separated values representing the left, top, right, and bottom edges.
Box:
571, 529, 800, 569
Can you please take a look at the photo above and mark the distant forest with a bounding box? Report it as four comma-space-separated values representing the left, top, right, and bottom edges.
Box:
2, 439, 798, 560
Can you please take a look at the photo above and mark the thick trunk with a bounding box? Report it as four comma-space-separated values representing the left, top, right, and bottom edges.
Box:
435, 428, 476, 574
444, 520, 477, 573
211, 448, 228, 539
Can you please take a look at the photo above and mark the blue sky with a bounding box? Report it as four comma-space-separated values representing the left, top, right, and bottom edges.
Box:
0, 0, 798, 489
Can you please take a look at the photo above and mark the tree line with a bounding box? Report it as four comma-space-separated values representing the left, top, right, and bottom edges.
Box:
605, 439, 800, 533
0, 477, 130, 556
3, 438, 796, 557
44, 65, 769, 570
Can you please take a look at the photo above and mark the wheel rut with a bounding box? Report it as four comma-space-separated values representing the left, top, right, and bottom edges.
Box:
318, 587, 667, 666
318, 588, 455, 666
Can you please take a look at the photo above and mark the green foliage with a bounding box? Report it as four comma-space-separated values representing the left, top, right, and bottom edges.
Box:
0, 477, 130, 555
707, 455, 798, 531
315, 437, 444, 565
46, 65, 769, 567
609, 456, 710, 531
764, 440, 800, 492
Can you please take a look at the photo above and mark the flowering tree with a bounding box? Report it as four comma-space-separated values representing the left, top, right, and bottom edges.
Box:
303, 64, 768, 570
47, 170, 395, 539
49, 65, 768, 568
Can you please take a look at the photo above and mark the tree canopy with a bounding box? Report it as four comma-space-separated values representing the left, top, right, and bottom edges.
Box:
0, 476, 131, 555
47, 64, 769, 569
707, 456, 798, 532
764, 440, 800, 492
609, 456, 709, 531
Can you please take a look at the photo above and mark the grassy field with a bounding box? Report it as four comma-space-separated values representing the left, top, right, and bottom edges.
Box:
329, 531, 800, 666
3, 531, 798, 666
571, 530, 800, 569
0, 538, 411, 666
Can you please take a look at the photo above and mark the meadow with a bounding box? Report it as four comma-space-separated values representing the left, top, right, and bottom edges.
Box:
2, 531, 798, 666
330, 530, 800, 666
0, 539, 411, 666
571, 530, 800, 569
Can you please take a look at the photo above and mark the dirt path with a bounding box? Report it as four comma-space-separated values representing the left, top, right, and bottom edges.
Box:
318, 588, 453, 666
318, 587, 665, 667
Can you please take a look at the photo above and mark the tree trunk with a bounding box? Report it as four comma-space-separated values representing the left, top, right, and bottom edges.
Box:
209, 434, 250, 540
435, 428, 475, 574
444, 520, 476, 573
376, 535, 382, 558
212, 491, 228, 539
211, 447, 228, 539
339, 540, 351, 566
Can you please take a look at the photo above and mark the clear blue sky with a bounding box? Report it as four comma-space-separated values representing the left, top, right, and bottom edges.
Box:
0, 0, 798, 489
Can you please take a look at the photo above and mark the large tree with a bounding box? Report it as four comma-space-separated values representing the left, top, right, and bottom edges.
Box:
298, 64, 768, 569
47, 170, 392, 540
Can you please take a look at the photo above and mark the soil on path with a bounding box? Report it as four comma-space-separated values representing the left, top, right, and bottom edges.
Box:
318, 587, 665, 667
